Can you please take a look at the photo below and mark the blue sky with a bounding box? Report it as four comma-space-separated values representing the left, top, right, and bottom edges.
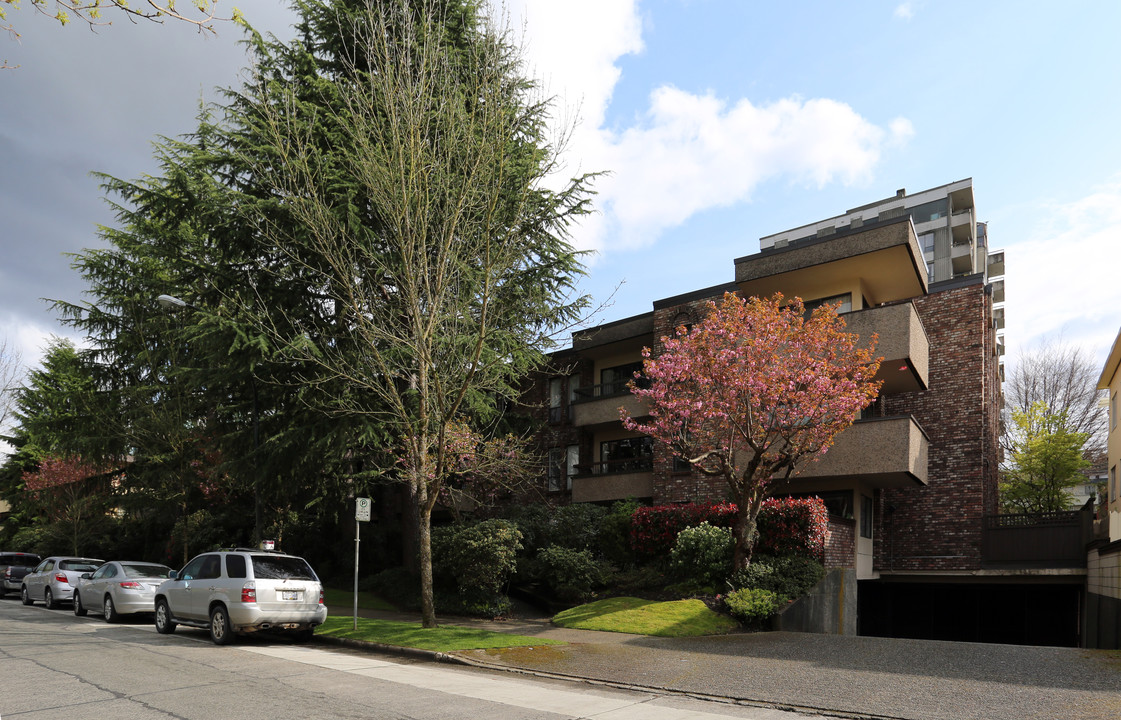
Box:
3, 0, 1121, 402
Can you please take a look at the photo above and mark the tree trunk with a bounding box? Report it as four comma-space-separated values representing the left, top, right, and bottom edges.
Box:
731, 496, 761, 571
416, 478, 437, 628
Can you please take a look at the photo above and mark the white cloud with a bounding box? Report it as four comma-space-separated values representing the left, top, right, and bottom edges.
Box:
503, 1, 910, 257
894, 3, 918, 20
1002, 180, 1121, 366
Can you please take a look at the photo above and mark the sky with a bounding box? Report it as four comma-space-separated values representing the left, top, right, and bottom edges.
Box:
3, 1, 1121, 416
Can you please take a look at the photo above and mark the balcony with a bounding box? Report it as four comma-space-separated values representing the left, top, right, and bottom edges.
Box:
841, 302, 929, 393
571, 458, 655, 503
950, 207, 975, 245
796, 415, 929, 488
951, 240, 975, 275
571, 384, 650, 427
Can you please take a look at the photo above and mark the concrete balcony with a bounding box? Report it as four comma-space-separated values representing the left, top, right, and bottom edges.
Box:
797, 415, 929, 488
571, 470, 654, 503
951, 207, 975, 245
951, 240, 975, 275
571, 389, 649, 427
841, 302, 929, 393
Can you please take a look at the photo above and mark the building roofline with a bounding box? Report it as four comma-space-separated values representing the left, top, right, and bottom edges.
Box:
652, 282, 738, 311
1097, 327, 1121, 389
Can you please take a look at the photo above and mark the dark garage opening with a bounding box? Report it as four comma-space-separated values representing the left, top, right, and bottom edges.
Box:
859, 581, 1083, 647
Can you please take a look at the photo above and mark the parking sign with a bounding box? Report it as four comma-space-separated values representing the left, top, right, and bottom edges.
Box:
356, 497, 372, 522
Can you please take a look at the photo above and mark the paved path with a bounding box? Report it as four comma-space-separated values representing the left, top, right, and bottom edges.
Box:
330, 604, 1121, 720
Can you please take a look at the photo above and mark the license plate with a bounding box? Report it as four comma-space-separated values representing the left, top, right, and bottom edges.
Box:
280, 590, 300, 601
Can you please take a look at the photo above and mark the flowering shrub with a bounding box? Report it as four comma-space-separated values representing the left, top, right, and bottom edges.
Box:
724, 587, 785, 626
754, 496, 829, 559
631, 497, 827, 560
669, 522, 733, 586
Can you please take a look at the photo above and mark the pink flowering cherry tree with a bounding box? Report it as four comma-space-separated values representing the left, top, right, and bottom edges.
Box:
622, 292, 882, 569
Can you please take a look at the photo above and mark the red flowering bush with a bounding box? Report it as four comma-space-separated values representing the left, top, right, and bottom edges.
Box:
631, 497, 827, 561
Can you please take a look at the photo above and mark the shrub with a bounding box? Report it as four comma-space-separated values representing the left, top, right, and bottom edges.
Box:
503, 502, 609, 554
631, 502, 737, 559
754, 497, 829, 559
724, 587, 785, 626
598, 499, 640, 567
669, 522, 733, 587
728, 554, 825, 599
431, 519, 522, 610
533, 544, 609, 602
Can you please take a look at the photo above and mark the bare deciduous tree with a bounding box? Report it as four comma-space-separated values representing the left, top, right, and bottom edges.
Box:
1003, 338, 1107, 455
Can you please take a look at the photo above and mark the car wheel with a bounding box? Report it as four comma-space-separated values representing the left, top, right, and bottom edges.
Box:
21, 585, 33, 606
74, 592, 87, 617
103, 595, 119, 623
209, 605, 232, 645
44, 588, 56, 610
154, 599, 176, 634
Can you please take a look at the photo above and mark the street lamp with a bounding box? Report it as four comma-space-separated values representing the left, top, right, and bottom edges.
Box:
156, 293, 264, 546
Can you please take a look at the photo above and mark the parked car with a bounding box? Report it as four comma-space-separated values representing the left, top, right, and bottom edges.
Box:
0, 552, 42, 598
73, 560, 174, 622
21, 556, 104, 609
154, 548, 326, 645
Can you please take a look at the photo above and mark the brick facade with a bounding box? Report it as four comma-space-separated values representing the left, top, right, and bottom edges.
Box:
825, 518, 856, 569
874, 281, 1000, 572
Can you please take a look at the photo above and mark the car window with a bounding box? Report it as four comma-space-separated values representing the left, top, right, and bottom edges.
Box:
122, 563, 172, 579
197, 555, 222, 580
225, 554, 247, 579
37, 560, 54, 573
250, 556, 317, 581
59, 560, 102, 572
92, 564, 115, 579
179, 556, 206, 580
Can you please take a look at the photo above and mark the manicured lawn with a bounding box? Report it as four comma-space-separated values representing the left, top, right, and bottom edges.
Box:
323, 587, 398, 612
553, 596, 740, 637
316, 616, 565, 652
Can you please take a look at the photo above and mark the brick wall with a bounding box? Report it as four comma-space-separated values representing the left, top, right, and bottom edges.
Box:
874, 282, 1000, 572
825, 518, 855, 569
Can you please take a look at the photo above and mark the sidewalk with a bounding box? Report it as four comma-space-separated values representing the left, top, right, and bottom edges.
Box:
326, 604, 1121, 720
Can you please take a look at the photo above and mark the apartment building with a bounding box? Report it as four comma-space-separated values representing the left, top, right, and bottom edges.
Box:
1089, 331, 1121, 647
527, 184, 1098, 646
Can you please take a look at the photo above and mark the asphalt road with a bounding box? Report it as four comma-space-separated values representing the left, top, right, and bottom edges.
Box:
0, 598, 820, 720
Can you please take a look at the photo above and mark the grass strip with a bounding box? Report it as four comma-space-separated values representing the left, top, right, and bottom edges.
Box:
316, 615, 565, 652
553, 596, 740, 637
323, 587, 398, 612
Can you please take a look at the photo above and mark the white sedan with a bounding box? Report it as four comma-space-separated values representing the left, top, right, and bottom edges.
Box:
73, 561, 173, 622
21, 556, 104, 609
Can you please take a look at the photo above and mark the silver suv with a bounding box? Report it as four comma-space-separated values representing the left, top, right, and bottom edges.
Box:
153, 548, 327, 645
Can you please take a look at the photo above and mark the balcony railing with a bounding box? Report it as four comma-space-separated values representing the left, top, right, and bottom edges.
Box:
576, 457, 654, 477
572, 379, 649, 403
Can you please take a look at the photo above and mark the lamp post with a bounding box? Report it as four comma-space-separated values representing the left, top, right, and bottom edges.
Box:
157, 293, 264, 546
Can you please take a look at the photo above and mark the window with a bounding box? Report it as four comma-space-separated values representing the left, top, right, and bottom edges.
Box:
1113, 466, 1118, 502
566, 445, 579, 490
919, 232, 935, 257
92, 564, 115, 580
803, 293, 852, 316
599, 436, 654, 474
566, 374, 581, 419
860, 495, 873, 539
225, 554, 247, 579
909, 198, 948, 224
1113, 393, 1117, 431
784, 490, 854, 520
547, 448, 565, 492
600, 362, 645, 397
197, 555, 222, 580
548, 378, 563, 423
672, 453, 691, 473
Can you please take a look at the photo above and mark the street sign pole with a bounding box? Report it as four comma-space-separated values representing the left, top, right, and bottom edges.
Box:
353, 498, 372, 631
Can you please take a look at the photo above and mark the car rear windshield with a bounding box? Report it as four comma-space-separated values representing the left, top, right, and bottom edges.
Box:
122, 563, 172, 579
250, 555, 317, 581
59, 560, 101, 572
1, 554, 40, 565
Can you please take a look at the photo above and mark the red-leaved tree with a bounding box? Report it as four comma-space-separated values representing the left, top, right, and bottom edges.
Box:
23, 455, 112, 555
622, 292, 882, 569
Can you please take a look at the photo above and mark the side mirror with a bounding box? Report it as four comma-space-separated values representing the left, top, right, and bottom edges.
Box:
168, 570, 179, 581
80, 572, 92, 580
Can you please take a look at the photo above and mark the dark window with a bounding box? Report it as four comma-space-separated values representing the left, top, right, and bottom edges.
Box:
122, 563, 171, 579
804, 293, 852, 316
197, 555, 222, 580
226, 554, 247, 579
860, 495, 873, 538
909, 198, 948, 224
601, 362, 645, 397
59, 560, 101, 572
547, 448, 565, 492
179, 556, 206, 580
251, 555, 317, 581
599, 436, 654, 474
92, 564, 114, 579
783, 490, 854, 520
